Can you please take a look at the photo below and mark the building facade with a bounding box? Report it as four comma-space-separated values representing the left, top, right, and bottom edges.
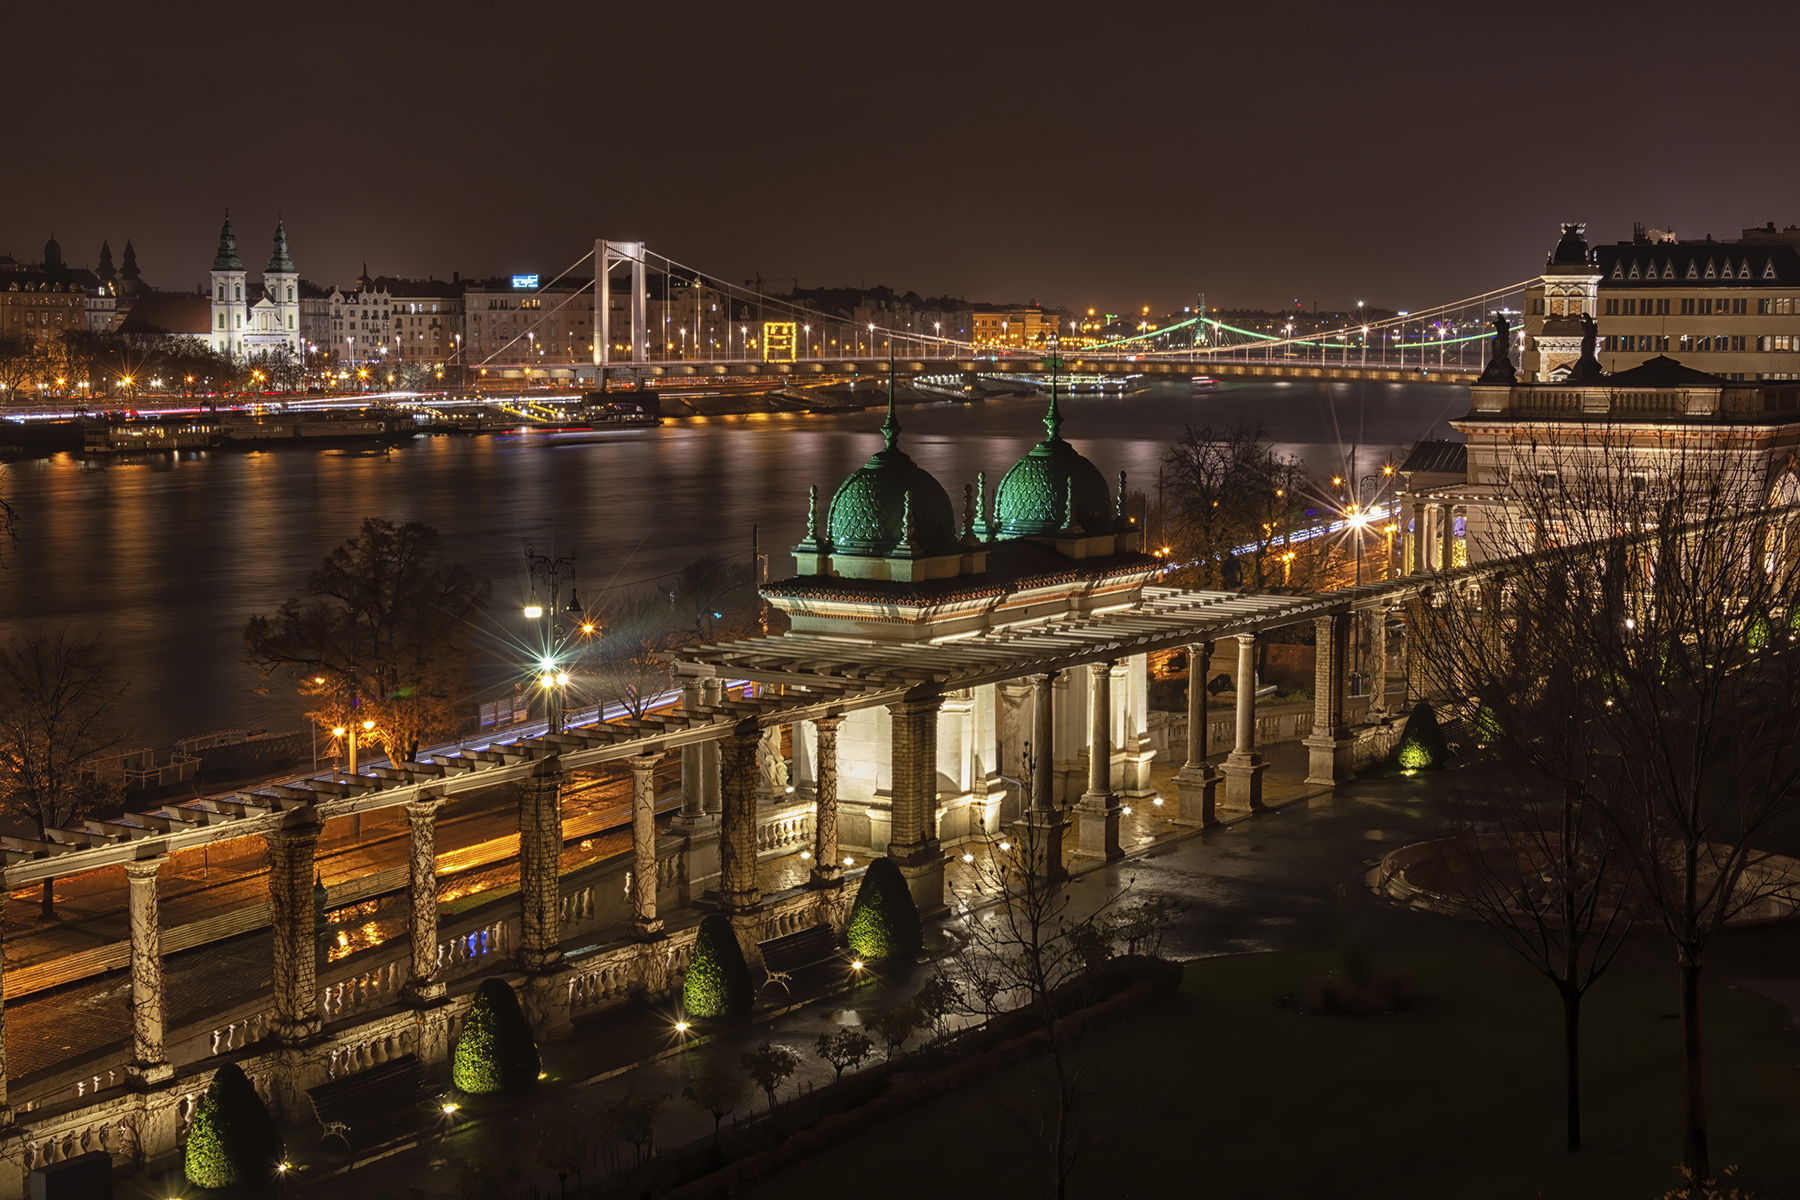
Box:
1524, 222, 1800, 381
1396, 348, 1800, 572
208, 216, 301, 361
971, 307, 1062, 350
462, 276, 595, 372
0, 236, 98, 343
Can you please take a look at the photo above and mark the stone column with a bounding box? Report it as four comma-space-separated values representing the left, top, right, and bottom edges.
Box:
1369, 608, 1389, 716
1403, 597, 1428, 703
1023, 671, 1066, 879
888, 692, 946, 915
1220, 633, 1267, 810
701, 678, 724, 815
1175, 642, 1219, 827
517, 757, 564, 973
719, 725, 762, 913
810, 716, 844, 887
266, 818, 323, 1043
1076, 661, 1122, 859
674, 683, 721, 902
400, 797, 447, 1004
0, 923, 9, 1117
678, 680, 706, 819
630, 753, 664, 938
1410, 501, 1428, 574
1304, 612, 1356, 786
125, 856, 171, 1082
1439, 503, 1456, 571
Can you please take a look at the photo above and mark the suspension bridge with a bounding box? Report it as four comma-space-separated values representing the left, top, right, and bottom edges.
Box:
464, 238, 1534, 387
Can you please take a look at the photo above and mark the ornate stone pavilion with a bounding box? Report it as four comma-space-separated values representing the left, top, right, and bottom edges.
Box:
0, 385, 1409, 1191
730, 385, 1162, 898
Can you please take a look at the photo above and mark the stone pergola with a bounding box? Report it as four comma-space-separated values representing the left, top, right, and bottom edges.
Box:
0, 576, 1426, 1188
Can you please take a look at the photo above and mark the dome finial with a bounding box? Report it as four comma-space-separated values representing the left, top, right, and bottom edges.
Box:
805, 483, 818, 541
1115, 469, 1128, 526
1043, 338, 1064, 441
881, 355, 900, 450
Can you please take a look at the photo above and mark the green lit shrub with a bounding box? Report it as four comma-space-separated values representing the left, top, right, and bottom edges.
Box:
683, 913, 753, 1019
1747, 611, 1772, 653
845, 856, 922, 963
451, 977, 541, 1094
1471, 703, 1502, 747
1394, 701, 1448, 771
183, 1062, 284, 1192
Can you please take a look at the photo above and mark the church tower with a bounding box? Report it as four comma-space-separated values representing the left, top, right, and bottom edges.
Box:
1525, 223, 1603, 381
264, 219, 300, 355
209, 214, 248, 359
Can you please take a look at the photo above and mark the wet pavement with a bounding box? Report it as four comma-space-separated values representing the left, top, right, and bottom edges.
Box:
291, 744, 1501, 1197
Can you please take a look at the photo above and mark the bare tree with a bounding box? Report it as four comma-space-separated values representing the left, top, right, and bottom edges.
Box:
1162, 422, 1309, 590
0, 631, 128, 916
587, 588, 675, 721
1414, 426, 1800, 1177
738, 1042, 799, 1112
245, 518, 489, 764
949, 748, 1133, 1199
814, 1027, 874, 1082
682, 1062, 748, 1147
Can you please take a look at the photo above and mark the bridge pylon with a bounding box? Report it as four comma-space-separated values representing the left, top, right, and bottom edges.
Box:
595, 240, 649, 366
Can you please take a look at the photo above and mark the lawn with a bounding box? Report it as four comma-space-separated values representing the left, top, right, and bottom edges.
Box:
748, 947, 1800, 1199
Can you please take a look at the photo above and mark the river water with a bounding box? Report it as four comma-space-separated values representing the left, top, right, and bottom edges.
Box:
0, 377, 1468, 746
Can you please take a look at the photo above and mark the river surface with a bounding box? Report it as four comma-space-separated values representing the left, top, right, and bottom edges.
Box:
0, 378, 1468, 746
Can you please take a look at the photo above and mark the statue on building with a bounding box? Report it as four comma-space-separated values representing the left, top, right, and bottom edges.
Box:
1568, 312, 1605, 383
1476, 311, 1516, 384
756, 727, 789, 798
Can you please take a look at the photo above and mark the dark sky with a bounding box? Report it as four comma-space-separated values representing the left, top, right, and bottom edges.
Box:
9, 0, 1799, 314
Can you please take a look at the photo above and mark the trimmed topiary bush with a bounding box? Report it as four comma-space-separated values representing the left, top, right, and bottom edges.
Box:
845, 856, 922, 963
1471, 703, 1502, 747
451, 977, 541, 1094
1395, 701, 1448, 770
184, 1062, 283, 1191
683, 913, 753, 1019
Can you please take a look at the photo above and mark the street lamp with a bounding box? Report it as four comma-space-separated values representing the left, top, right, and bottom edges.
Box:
522, 544, 580, 734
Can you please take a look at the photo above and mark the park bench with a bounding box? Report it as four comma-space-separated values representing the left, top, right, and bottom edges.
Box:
757, 924, 842, 998
306, 1054, 433, 1152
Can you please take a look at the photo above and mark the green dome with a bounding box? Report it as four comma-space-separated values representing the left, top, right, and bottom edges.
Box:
824, 386, 958, 556
828, 445, 959, 555
994, 390, 1113, 536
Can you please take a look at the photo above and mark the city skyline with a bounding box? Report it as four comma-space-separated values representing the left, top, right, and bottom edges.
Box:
10, 1, 1800, 313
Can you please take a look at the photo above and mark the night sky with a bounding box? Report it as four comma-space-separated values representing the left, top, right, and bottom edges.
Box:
10, 0, 1799, 313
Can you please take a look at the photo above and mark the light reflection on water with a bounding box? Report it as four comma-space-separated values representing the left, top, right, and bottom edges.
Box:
1, 379, 1460, 744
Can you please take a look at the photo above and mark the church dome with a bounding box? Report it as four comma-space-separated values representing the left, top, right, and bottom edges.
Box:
994, 394, 1113, 537
825, 395, 958, 556
1548, 222, 1593, 268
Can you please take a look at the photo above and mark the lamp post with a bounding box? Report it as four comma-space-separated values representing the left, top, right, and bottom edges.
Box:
523, 544, 580, 734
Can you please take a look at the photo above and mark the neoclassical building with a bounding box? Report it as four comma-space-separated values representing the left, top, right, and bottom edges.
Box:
1398, 347, 1800, 569
749, 384, 1159, 899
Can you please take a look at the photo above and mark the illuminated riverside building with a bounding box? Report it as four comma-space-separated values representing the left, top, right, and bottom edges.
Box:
971, 307, 1062, 350
1524, 222, 1800, 381
208, 216, 302, 361
1399, 329, 1800, 572
0, 236, 98, 343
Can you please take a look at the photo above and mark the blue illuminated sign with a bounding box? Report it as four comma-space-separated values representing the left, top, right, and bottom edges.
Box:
511, 274, 539, 289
